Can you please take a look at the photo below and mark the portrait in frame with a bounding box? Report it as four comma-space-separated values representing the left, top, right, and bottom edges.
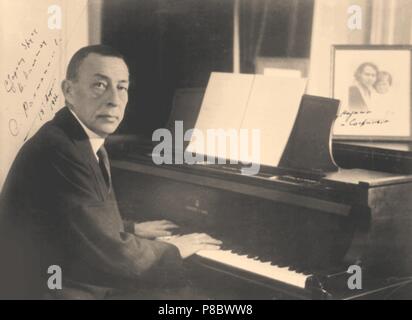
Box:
331, 45, 412, 140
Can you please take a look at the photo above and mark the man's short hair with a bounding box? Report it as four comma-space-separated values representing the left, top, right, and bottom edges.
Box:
66, 45, 126, 81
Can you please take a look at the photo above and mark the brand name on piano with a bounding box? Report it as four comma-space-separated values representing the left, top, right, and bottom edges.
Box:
151, 121, 261, 175
185, 199, 209, 215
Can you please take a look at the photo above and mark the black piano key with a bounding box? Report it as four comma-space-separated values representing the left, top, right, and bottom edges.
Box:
293, 266, 305, 274
301, 269, 313, 276
220, 243, 231, 250
267, 257, 281, 265
246, 253, 258, 259
276, 260, 290, 268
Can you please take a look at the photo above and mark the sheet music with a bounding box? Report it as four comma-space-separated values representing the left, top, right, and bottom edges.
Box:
189, 72, 253, 131
186, 72, 254, 157
240, 75, 307, 166
186, 72, 307, 167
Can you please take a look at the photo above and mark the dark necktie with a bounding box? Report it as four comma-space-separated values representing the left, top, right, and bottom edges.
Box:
97, 145, 111, 189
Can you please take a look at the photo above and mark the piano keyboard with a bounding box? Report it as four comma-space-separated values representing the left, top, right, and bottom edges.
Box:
195, 249, 310, 289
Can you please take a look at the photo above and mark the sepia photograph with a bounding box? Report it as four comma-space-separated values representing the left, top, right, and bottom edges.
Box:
332, 45, 412, 140
1, 0, 412, 305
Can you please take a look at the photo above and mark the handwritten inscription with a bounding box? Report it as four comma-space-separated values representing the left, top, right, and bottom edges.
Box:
4, 58, 26, 94
22, 77, 59, 118
39, 79, 59, 120
3, 27, 63, 138
21, 28, 39, 50
338, 110, 390, 127
4, 39, 53, 94
8, 119, 19, 137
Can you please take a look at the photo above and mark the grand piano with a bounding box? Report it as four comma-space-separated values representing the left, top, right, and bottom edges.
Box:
107, 91, 412, 300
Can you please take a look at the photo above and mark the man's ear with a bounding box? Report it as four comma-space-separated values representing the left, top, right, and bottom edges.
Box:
61, 79, 75, 105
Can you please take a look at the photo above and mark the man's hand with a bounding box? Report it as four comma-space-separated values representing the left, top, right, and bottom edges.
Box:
133, 220, 178, 239
159, 233, 222, 259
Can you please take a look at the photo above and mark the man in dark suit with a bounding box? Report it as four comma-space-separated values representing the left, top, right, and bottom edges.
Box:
0, 45, 220, 299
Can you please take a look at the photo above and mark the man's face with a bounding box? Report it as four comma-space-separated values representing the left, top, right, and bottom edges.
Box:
64, 53, 129, 137
359, 66, 377, 88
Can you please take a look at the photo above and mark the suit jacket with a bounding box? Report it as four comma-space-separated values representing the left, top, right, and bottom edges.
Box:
0, 107, 183, 299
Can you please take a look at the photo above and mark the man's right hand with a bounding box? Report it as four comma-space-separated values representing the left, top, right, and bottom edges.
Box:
158, 233, 222, 259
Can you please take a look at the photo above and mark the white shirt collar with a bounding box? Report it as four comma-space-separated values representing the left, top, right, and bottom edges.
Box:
68, 108, 105, 159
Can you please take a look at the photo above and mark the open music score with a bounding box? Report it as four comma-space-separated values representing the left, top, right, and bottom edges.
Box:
186, 72, 307, 167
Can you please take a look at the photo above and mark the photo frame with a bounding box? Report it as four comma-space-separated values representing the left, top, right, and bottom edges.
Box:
331, 45, 412, 140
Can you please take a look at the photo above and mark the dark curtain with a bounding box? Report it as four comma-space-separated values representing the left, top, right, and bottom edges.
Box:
102, 0, 233, 135
239, 0, 314, 72
239, 0, 269, 73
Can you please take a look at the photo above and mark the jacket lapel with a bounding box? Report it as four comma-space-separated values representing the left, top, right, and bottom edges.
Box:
76, 138, 111, 199
53, 107, 110, 199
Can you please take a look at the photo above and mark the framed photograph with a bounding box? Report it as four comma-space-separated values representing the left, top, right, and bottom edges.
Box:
331, 45, 412, 140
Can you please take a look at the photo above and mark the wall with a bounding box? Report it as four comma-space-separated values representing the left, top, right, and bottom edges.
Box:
307, 0, 370, 96
0, 0, 91, 189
